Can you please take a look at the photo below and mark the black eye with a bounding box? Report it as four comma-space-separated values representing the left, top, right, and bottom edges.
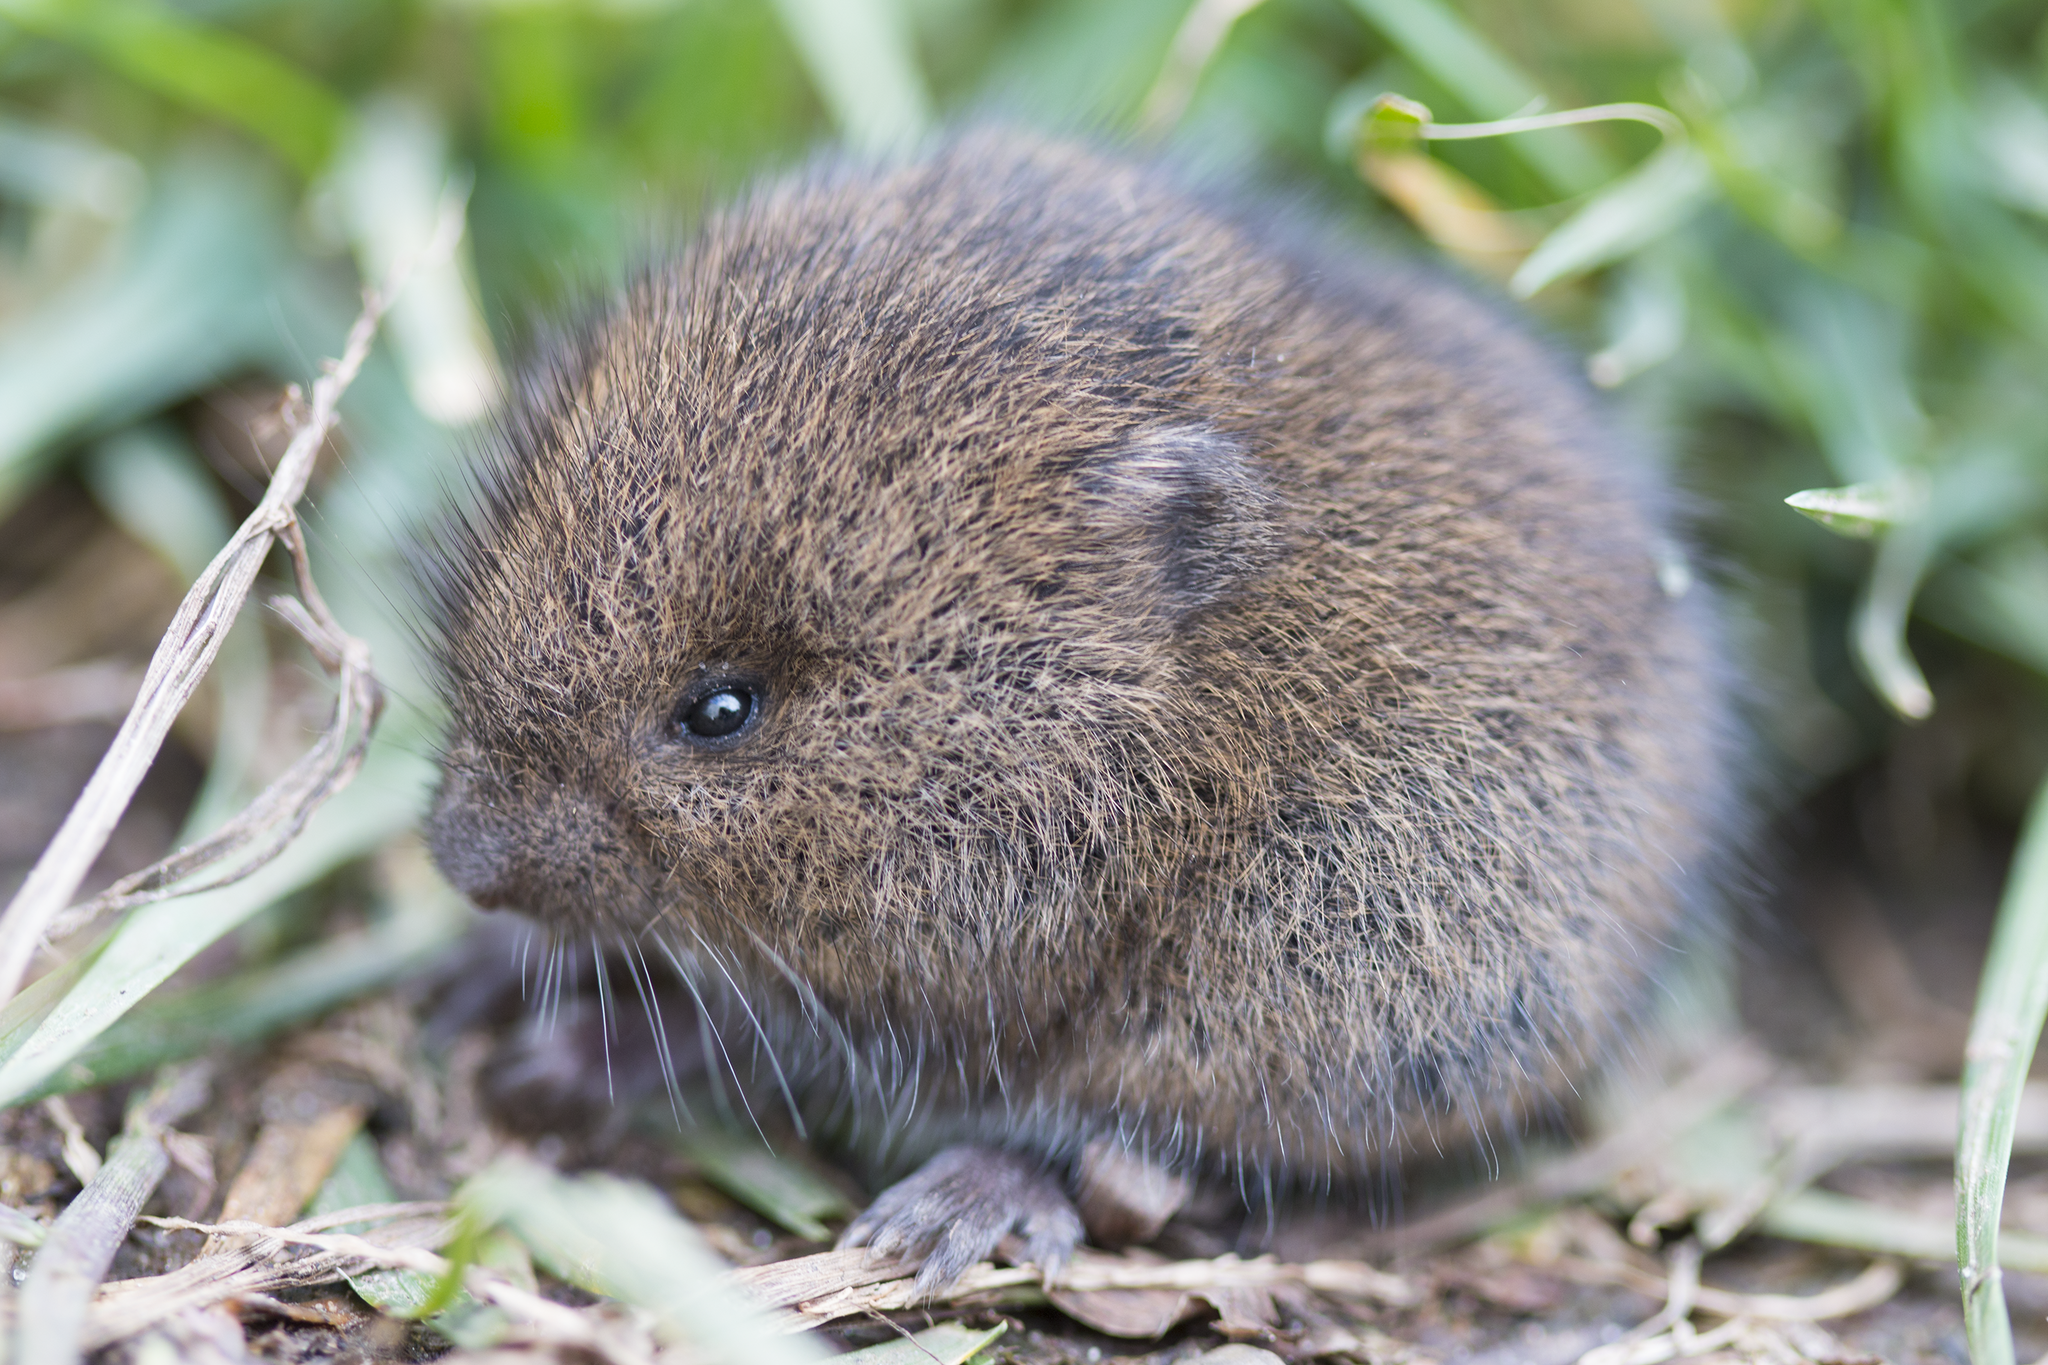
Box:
675, 682, 757, 743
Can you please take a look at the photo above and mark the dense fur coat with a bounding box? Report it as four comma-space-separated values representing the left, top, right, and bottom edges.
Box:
424, 131, 1738, 1280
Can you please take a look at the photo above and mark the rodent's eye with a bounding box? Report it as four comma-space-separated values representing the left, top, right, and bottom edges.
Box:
671, 678, 761, 747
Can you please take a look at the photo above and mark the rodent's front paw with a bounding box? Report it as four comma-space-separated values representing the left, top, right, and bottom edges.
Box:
839, 1145, 1084, 1300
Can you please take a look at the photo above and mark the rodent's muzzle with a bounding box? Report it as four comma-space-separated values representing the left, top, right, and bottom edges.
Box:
425, 765, 658, 932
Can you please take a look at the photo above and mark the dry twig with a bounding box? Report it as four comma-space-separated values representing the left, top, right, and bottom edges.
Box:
0, 189, 468, 1006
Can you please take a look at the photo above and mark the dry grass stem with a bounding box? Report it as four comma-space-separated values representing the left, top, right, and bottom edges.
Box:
0, 194, 467, 1008
1697, 1082, 2048, 1250
1578, 1238, 1702, 1365
20, 1062, 212, 1365
1368, 1042, 1774, 1255
85, 1212, 455, 1351
1561, 1253, 1903, 1365
101, 1210, 663, 1363
200, 1095, 369, 1255
730, 1245, 1417, 1331
43, 1093, 103, 1182
46, 544, 381, 943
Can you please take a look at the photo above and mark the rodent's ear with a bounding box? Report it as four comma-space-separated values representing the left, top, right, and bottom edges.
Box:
1078, 426, 1280, 618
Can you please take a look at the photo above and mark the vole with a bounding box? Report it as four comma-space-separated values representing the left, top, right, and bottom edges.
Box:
422, 131, 1741, 1293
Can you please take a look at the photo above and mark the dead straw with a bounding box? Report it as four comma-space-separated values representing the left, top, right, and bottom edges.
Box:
17, 1061, 211, 1365
0, 189, 466, 1011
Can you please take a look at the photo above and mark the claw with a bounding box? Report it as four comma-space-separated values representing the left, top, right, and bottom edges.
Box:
840, 1145, 1085, 1299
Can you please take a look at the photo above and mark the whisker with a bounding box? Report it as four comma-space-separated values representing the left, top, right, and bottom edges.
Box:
591, 935, 617, 1104
537, 937, 564, 1037
622, 934, 686, 1126
737, 926, 861, 1111
656, 937, 769, 1144
685, 924, 803, 1137
551, 937, 571, 1035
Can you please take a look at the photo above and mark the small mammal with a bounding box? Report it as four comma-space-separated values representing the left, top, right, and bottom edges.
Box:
424, 131, 1739, 1291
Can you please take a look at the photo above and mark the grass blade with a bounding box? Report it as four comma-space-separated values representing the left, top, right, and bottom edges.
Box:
0, 159, 289, 511
461, 1156, 823, 1360
1338, 0, 1610, 194
0, 742, 432, 1108
767, 0, 930, 152
1510, 145, 1712, 297
1762, 1189, 2048, 1272
1956, 775, 2048, 1365
646, 1113, 852, 1241
16, 874, 471, 1103
328, 96, 500, 426
1853, 520, 1936, 721
0, 110, 141, 217
0, 0, 346, 175
841, 1322, 1007, 1365
1784, 477, 1926, 539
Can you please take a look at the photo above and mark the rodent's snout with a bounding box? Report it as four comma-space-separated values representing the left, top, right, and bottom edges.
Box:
425, 762, 657, 932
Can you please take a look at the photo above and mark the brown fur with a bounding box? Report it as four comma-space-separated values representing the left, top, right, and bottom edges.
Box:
424, 132, 1738, 1196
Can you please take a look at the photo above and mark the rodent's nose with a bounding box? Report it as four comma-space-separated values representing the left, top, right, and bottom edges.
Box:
425, 765, 654, 931
424, 769, 522, 907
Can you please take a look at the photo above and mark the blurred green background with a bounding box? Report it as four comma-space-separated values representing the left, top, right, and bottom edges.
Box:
1, 0, 2047, 1100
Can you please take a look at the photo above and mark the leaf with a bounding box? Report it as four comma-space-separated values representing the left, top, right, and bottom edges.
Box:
1920, 540, 2048, 679
326, 96, 501, 426
306, 1131, 436, 1315
0, 0, 346, 175
1587, 255, 1687, 387
0, 156, 293, 513
81, 425, 233, 581
1853, 521, 1936, 721
1982, 80, 2048, 219
0, 1201, 44, 1247
766, 0, 930, 152
647, 1114, 852, 1242
461, 1157, 823, 1361
309, 1134, 526, 1345
84, 425, 272, 841
312, 1143, 440, 1310
1337, 0, 1610, 195
15, 872, 471, 1103
970, 0, 1188, 128
1783, 285, 1926, 483
1510, 145, 1712, 297
840, 1322, 1008, 1365
308, 1131, 398, 1219
1783, 477, 1926, 539
1355, 91, 1430, 158
0, 110, 142, 217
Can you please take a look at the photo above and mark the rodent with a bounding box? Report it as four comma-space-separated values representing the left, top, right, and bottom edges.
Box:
421, 130, 1741, 1291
